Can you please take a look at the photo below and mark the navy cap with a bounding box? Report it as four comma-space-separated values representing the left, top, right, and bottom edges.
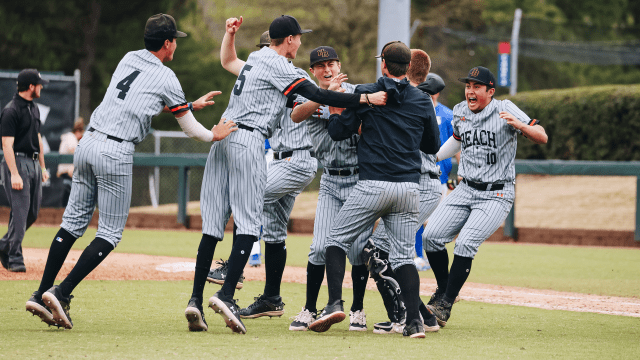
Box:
375, 41, 411, 64
310, 46, 339, 67
144, 14, 187, 40
417, 73, 445, 95
269, 15, 311, 39
458, 66, 496, 88
257, 31, 271, 48
17, 69, 49, 87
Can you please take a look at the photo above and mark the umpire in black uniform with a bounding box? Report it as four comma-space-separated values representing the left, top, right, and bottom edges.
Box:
0, 69, 50, 272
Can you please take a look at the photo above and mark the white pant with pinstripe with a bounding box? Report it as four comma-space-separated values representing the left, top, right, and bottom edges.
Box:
201, 128, 267, 239
61, 130, 135, 247
423, 182, 514, 258
261, 151, 317, 244
325, 180, 420, 270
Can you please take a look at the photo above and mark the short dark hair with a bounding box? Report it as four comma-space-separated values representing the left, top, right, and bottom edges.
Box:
271, 37, 286, 46
17, 83, 30, 92
406, 49, 431, 84
145, 37, 174, 52
385, 60, 410, 77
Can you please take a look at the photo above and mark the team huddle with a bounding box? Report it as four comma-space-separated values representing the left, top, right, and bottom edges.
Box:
23, 13, 547, 338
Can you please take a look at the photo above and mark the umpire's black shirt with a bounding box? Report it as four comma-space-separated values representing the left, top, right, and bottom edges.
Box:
328, 77, 440, 184
0, 93, 41, 155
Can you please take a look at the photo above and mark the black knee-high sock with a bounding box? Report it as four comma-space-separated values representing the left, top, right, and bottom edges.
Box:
350, 265, 369, 312
232, 223, 238, 246
444, 255, 473, 303
58, 238, 114, 298
305, 262, 325, 313
395, 264, 421, 324
325, 246, 346, 304
263, 242, 287, 297
191, 234, 220, 302
219, 235, 255, 299
37, 228, 77, 294
425, 249, 450, 292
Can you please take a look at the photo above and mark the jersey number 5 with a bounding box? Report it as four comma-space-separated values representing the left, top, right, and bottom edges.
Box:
233, 65, 253, 96
116, 71, 141, 100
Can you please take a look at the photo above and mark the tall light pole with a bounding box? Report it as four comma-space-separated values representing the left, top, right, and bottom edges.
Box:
377, 0, 411, 79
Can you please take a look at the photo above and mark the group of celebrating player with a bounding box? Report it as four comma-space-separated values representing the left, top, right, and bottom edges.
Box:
23, 13, 546, 339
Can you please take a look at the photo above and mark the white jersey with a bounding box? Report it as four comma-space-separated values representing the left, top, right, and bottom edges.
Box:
269, 69, 313, 152
452, 99, 536, 183
222, 47, 306, 138
89, 50, 187, 144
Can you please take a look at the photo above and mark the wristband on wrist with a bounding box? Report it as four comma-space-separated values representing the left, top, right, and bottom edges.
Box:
42, 167, 46, 172
365, 94, 373, 108
188, 102, 194, 111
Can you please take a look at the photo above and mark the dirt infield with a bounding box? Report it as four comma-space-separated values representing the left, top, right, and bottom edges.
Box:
4, 248, 639, 318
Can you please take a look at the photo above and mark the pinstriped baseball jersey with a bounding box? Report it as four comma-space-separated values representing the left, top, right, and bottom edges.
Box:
297, 82, 358, 168
452, 99, 536, 183
222, 47, 306, 137
89, 50, 188, 144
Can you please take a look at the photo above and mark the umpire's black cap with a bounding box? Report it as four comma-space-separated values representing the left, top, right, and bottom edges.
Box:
17, 69, 49, 87
145, 14, 187, 40
458, 66, 496, 88
257, 31, 271, 48
309, 46, 339, 68
417, 73, 445, 95
269, 15, 311, 39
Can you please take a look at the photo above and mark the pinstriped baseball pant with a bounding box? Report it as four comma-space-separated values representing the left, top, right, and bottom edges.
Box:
308, 172, 373, 266
372, 174, 441, 255
423, 182, 514, 258
60, 130, 135, 247
325, 180, 420, 271
261, 151, 317, 244
200, 128, 266, 239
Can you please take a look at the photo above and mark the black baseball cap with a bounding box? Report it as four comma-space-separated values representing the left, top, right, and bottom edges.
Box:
144, 14, 187, 40
310, 46, 340, 67
257, 31, 271, 48
17, 69, 49, 87
417, 73, 445, 95
269, 15, 311, 39
375, 41, 411, 64
458, 66, 496, 88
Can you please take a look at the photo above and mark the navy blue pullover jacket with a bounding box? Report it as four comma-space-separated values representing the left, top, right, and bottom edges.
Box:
328, 77, 440, 184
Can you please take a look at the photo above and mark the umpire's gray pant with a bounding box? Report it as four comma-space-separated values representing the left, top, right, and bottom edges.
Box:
0, 157, 42, 266
325, 180, 420, 271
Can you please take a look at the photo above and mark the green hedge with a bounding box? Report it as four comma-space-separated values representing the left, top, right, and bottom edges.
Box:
500, 84, 640, 160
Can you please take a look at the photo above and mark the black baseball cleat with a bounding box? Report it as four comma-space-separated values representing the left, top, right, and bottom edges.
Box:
427, 298, 453, 327
41, 286, 74, 329
209, 291, 246, 334
239, 294, 285, 319
8, 263, 26, 272
403, 319, 426, 338
25, 291, 56, 326
308, 299, 346, 333
185, 297, 208, 331
206, 260, 244, 289
420, 304, 440, 332
289, 307, 317, 331
427, 288, 446, 306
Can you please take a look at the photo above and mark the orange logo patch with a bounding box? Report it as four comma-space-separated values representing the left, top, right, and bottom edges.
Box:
470, 68, 480, 77
461, 116, 466, 122
317, 49, 329, 58
496, 193, 504, 197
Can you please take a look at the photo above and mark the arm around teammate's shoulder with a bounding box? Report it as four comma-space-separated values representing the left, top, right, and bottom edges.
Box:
327, 108, 359, 141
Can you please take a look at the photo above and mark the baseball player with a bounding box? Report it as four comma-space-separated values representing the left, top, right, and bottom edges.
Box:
287, 46, 372, 332
308, 41, 441, 338
185, 15, 387, 335
424, 66, 547, 327
24, 13, 237, 330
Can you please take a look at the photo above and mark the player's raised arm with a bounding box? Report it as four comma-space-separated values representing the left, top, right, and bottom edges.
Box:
499, 111, 548, 144
221, 17, 246, 76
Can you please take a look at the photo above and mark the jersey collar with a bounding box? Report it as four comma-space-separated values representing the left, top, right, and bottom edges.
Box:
141, 49, 163, 65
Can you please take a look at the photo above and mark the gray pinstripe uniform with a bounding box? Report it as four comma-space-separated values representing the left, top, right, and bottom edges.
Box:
201, 47, 307, 239
61, 50, 188, 247
423, 99, 537, 258
261, 69, 318, 244
296, 82, 371, 266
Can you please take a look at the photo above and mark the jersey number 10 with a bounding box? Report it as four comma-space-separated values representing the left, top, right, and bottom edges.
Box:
486, 152, 497, 165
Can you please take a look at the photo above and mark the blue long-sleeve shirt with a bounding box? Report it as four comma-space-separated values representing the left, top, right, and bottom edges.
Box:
328, 77, 440, 184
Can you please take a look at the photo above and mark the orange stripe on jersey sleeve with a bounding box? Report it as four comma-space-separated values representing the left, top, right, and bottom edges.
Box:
528, 119, 540, 126
453, 133, 462, 141
283, 78, 306, 96
170, 104, 189, 113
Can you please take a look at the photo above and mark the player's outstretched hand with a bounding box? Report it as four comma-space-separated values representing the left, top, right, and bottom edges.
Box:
328, 73, 348, 91
212, 117, 238, 142
368, 91, 388, 106
226, 16, 243, 35
193, 91, 223, 111
499, 111, 521, 130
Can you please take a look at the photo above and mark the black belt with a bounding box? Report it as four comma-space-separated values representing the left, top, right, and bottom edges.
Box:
273, 150, 315, 160
238, 124, 254, 132
87, 128, 124, 143
324, 167, 359, 176
15, 152, 39, 160
462, 178, 504, 191
428, 173, 439, 180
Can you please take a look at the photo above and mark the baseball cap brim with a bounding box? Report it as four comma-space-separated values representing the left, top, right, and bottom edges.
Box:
176, 30, 187, 38
300, 29, 312, 34
38, 78, 50, 85
310, 57, 340, 67
458, 77, 492, 87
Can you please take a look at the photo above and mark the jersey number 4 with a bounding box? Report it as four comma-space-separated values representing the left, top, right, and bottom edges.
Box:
116, 71, 141, 100
233, 65, 253, 96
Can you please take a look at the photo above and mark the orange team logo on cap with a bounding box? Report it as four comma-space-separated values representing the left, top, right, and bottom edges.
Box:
318, 49, 329, 57
470, 68, 480, 77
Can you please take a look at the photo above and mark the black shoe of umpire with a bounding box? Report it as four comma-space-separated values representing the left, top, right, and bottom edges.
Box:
206, 260, 244, 289
427, 298, 453, 327
403, 319, 426, 338
239, 294, 285, 319
185, 297, 208, 331
26, 291, 57, 326
0, 248, 8, 270
209, 291, 246, 334
308, 299, 346, 333
42, 286, 74, 329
